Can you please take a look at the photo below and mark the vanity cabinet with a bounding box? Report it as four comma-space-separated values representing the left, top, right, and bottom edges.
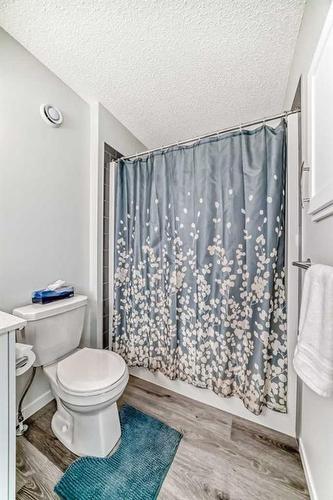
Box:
0, 312, 26, 500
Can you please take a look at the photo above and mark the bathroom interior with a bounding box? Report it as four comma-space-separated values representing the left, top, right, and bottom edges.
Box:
1, 1, 333, 499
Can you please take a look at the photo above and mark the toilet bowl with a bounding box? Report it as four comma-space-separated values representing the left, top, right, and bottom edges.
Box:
44, 348, 129, 457
13, 295, 129, 457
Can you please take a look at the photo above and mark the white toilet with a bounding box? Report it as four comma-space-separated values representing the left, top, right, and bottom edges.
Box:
13, 295, 128, 457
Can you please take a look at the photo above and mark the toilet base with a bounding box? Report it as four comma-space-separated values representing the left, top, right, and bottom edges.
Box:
52, 398, 121, 457
43, 355, 128, 458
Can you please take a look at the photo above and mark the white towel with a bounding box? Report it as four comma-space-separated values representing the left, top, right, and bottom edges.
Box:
294, 264, 333, 397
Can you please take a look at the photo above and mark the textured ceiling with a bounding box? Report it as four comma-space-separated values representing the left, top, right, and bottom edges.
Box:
0, 0, 305, 148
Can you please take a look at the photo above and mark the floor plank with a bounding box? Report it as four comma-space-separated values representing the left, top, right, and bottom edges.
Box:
16, 437, 62, 499
18, 375, 309, 499
24, 400, 76, 472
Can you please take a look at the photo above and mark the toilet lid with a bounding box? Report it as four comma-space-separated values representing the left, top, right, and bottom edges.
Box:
57, 348, 126, 394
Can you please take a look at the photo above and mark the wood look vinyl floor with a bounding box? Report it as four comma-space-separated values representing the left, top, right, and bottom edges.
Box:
16, 375, 309, 500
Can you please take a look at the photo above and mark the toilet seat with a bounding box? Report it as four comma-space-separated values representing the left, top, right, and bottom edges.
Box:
56, 347, 127, 396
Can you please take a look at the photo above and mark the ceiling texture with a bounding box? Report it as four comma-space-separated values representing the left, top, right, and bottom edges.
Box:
0, 0, 305, 149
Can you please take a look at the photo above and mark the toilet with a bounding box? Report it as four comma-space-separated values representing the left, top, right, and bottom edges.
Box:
13, 295, 128, 457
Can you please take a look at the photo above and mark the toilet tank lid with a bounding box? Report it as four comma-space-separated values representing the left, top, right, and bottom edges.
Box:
13, 295, 88, 321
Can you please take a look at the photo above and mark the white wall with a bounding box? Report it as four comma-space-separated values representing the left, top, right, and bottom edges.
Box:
284, 1, 333, 499
0, 28, 146, 419
0, 28, 91, 416
89, 103, 146, 348
0, 28, 90, 317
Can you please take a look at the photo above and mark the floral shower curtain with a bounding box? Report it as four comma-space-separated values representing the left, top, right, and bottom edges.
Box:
113, 122, 287, 415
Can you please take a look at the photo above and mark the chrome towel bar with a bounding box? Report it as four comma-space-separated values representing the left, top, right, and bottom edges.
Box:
292, 259, 312, 270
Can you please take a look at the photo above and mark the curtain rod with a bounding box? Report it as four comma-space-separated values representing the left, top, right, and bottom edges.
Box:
117, 108, 300, 162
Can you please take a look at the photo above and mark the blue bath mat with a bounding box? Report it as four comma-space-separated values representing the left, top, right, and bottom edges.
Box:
54, 404, 182, 500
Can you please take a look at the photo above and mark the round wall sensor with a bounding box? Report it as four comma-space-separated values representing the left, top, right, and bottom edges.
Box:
40, 104, 63, 127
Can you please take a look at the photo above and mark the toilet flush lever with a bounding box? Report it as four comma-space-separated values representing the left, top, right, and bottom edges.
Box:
15, 326, 26, 342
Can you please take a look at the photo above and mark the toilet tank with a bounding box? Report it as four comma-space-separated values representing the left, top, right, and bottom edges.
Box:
13, 295, 88, 366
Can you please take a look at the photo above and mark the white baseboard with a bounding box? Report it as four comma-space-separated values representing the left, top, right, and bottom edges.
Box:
299, 438, 317, 500
21, 389, 54, 421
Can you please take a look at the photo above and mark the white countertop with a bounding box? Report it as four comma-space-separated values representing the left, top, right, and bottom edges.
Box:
0, 311, 26, 335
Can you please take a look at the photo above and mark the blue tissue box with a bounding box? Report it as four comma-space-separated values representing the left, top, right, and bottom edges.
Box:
32, 286, 74, 304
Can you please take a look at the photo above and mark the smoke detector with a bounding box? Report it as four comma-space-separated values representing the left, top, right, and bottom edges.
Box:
40, 104, 63, 127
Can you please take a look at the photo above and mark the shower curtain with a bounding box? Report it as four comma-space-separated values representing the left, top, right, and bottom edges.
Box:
113, 122, 287, 415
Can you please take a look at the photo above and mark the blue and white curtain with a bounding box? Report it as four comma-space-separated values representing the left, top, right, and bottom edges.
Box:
113, 123, 287, 415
